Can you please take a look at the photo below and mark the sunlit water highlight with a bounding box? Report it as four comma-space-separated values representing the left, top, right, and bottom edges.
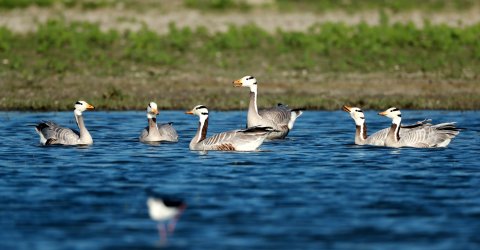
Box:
0, 110, 479, 249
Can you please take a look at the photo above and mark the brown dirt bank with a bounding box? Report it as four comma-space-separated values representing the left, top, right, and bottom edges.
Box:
1, 71, 478, 110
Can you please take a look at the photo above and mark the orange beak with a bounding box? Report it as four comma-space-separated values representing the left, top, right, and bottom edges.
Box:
152, 109, 159, 115
233, 79, 243, 87
342, 105, 352, 112
185, 110, 194, 115
86, 104, 95, 110
378, 110, 388, 116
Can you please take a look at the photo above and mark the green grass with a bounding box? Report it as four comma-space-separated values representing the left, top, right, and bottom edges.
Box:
275, 0, 477, 13
0, 20, 479, 110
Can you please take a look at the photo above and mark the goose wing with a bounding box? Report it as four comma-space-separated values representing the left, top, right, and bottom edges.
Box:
36, 121, 80, 145
365, 128, 390, 146
400, 122, 460, 147
139, 127, 149, 141
365, 120, 431, 146
158, 123, 178, 142
200, 127, 271, 150
258, 104, 291, 129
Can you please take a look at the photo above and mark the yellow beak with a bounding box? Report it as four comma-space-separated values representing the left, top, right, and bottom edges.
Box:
86, 104, 95, 110
152, 109, 159, 115
233, 79, 243, 87
185, 110, 194, 115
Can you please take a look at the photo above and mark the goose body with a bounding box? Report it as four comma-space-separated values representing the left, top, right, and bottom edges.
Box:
343, 105, 430, 146
186, 105, 273, 151
139, 102, 178, 143
379, 107, 460, 148
233, 76, 304, 139
35, 101, 95, 145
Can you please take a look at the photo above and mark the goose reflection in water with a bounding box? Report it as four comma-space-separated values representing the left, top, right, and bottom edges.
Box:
147, 196, 186, 244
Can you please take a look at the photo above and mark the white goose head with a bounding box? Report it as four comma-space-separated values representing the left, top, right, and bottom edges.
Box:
74, 100, 94, 116
185, 105, 209, 122
146, 102, 159, 119
342, 105, 365, 126
379, 107, 402, 124
233, 75, 258, 92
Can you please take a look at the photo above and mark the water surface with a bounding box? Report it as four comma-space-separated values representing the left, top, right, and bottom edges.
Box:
0, 110, 479, 249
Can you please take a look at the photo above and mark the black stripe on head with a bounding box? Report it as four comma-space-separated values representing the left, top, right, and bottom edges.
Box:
253, 81, 257, 85
196, 105, 207, 110
357, 110, 363, 113
75, 101, 82, 105
247, 76, 254, 80
398, 114, 402, 117
360, 117, 365, 119
201, 112, 209, 115
148, 103, 151, 108
391, 108, 399, 112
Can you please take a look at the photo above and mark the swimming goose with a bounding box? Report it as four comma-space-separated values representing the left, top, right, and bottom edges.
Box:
342, 105, 431, 146
233, 75, 304, 139
378, 107, 460, 148
185, 105, 273, 151
35, 101, 95, 146
139, 102, 178, 143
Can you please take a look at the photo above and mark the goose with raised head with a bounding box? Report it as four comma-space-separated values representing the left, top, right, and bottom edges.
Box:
342, 105, 431, 146
139, 102, 178, 143
185, 105, 274, 151
378, 107, 460, 148
35, 100, 95, 145
233, 75, 304, 139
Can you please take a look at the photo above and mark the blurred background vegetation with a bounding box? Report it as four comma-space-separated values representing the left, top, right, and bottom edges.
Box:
0, 0, 479, 110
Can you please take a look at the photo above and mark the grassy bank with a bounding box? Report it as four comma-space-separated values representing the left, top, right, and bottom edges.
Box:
0, 20, 479, 110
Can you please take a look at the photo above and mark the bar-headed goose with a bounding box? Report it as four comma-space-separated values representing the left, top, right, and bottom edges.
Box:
233, 75, 304, 139
35, 100, 95, 146
342, 105, 431, 146
139, 102, 178, 143
185, 105, 274, 151
379, 107, 460, 148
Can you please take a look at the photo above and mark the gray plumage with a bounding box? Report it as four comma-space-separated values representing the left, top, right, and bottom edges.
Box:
35, 101, 94, 146
139, 120, 178, 143
343, 105, 430, 146
379, 107, 460, 148
139, 102, 178, 143
233, 76, 304, 140
357, 121, 432, 146
187, 105, 273, 151
385, 122, 460, 148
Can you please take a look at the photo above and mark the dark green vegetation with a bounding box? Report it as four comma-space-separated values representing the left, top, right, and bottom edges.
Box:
0, 19, 479, 110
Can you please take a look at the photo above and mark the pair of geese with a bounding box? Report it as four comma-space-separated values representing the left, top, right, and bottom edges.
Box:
35, 76, 304, 151
343, 106, 460, 148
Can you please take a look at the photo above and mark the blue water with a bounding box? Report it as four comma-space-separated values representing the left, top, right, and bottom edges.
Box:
0, 110, 479, 249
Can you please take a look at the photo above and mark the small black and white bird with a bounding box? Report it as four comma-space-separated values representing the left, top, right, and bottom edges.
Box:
147, 195, 186, 243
